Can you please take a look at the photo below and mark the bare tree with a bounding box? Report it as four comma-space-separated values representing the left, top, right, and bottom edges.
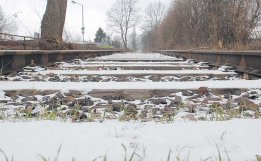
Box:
143, 0, 261, 50
0, 6, 17, 36
141, 1, 166, 50
107, 0, 138, 50
40, 0, 67, 50
143, 1, 166, 32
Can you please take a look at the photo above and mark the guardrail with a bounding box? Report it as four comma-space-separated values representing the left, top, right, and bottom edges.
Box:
0, 50, 122, 74
0, 32, 37, 50
158, 50, 261, 77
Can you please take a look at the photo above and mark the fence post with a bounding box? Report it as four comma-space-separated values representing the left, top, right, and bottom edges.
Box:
23, 37, 26, 50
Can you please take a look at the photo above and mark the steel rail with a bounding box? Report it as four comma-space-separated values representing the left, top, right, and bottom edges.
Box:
158, 50, 261, 78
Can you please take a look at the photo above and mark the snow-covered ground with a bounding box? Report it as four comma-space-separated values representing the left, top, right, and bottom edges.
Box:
0, 120, 260, 161
0, 80, 261, 91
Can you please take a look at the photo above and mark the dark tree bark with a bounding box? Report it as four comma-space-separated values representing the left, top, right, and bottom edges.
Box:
40, 0, 68, 50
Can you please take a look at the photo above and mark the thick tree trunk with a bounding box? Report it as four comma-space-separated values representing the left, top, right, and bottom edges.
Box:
40, 0, 67, 50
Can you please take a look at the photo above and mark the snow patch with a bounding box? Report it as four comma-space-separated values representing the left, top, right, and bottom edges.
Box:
0, 120, 260, 161
0, 90, 5, 99
0, 80, 261, 90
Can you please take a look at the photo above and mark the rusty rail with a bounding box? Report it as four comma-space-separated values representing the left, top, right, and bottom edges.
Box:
0, 50, 122, 74
158, 50, 261, 77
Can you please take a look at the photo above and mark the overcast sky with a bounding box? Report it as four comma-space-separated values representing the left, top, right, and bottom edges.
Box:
0, 0, 172, 42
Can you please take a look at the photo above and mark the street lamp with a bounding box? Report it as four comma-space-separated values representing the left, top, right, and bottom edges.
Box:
72, 0, 85, 45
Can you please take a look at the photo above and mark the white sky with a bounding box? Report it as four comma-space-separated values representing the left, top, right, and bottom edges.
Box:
0, 0, 172, 42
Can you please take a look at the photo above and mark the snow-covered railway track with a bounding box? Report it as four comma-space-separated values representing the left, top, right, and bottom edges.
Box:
0, 52, 261, 161
0, 52, 260, 123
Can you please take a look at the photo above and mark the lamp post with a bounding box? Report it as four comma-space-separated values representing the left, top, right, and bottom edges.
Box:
72, 0, 85, 45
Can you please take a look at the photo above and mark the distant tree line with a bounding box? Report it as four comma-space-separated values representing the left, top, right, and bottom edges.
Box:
0, 6, 17, 38
142, 0, 261, 50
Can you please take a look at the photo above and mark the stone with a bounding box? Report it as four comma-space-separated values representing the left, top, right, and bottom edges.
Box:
168, 96, 183, 107
25, 105, 35, 113
197, 87, 209, 96
13, 78, 22, 81
41, 90, 60, 96
126, 104, 137, 109
180, 76, 192, 81
151, 90, 178, 98
46, 73, 56, 77
182, 90, 194, 96
42, 96, 50, 103
81, 106, 89, 113
76, 98, 94, 106
67, 102, 76, 108
248, 91, 259, 100
22, 96, 37, 102
65, 90, 82, 97
186, 102, 196, 113
61, 78, 69, 82
21, 76, 31, 80
238, 98, 259, 111
207, 97, 221, 101
65, 96, 76, 103
124, 90, 152, 100
69, 76, 80, 82
47, 103, 60, 111
59, 96, 75, 105
48, 75, 60, 82
79, 113, 88, 120
61, 107, 67, 111
144, 105, 154, 110
86, 76, 103, 82
149, 75, 161, 82
212, 89, 242, 96
32, 76, 43, 81
55, 92, 65, 99
18, 90, 39, 97
112, 103, 124, 112
150, 99, 167, 105
89, 90, 124, 100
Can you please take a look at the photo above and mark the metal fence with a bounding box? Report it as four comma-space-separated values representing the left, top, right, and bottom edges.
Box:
0, 32, 38, 50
